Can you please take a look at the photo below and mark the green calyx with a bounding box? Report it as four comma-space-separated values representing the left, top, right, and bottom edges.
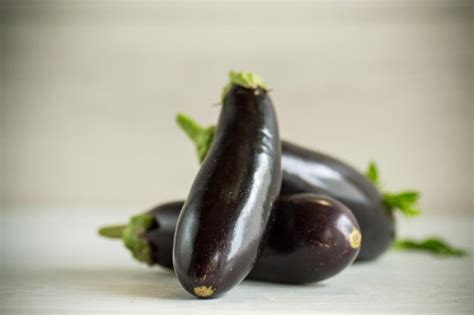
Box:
365, 161, 422, 217
393, 237, 467, 257
98, 213, 155, 265
123, 213, 155, 265
221, 70, 269, 102
176, 113, 216, 163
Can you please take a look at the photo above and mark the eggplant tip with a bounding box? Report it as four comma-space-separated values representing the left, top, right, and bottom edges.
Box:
349, 229, 362, 249
193, 286, 215, 298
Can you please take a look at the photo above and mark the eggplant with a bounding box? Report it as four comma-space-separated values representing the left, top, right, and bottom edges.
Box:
173, 71, 282, 298
279, 141, 393, 261
99, 194, 361, 284
177, 115, 421, 261
249, 193, 361, 283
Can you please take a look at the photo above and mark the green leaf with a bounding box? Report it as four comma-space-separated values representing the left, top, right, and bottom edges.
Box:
365, 161, 422, 218
394, 237, 467, 257
395, 191, 419, 203
383, 191, 422, 217
365, 161, 380, 188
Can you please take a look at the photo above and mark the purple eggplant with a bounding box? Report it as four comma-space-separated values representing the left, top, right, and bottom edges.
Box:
279, 141, 393, 261
173, 71, 281, 298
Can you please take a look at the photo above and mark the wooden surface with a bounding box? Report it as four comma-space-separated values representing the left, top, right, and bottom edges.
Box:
1, 209, 472, 314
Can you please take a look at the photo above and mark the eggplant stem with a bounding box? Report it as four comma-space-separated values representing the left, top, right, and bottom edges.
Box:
176, 113, 215, 163
221, 70, 268, 102
176, 113, 205, 143
98, 224, 127, 239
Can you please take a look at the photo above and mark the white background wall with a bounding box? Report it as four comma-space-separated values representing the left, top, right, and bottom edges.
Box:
1, 0, 472, 213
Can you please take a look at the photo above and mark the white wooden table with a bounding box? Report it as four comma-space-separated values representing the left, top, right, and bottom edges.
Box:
1, 209, 472, 314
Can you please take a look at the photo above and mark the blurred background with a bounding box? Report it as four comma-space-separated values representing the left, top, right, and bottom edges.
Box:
1, 0, 472, 214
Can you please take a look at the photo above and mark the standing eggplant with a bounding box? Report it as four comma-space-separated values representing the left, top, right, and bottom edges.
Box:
173, 71, 281, 298
99, 193, 361, 284
176, 115, 421, 261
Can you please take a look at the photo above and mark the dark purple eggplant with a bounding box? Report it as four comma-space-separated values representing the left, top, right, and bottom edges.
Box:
177, 115, 421, 261
99, 194, 361, 284
279, 141, 393, 261
173, 71, 282, 298
248, 193, 360, 283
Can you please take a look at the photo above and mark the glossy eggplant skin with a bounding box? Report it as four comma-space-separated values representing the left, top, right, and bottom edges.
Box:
280, 141, 395, 261
142, 201, 182, 269
248, 194, 360, 283
143, 195, 360, 284
173, 85, 281, 298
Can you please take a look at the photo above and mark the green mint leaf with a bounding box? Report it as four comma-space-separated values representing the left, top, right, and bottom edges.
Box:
394, 237, 467, 257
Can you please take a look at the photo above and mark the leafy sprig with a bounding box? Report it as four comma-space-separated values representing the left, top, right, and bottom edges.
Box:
382, 191, 422, 217
365, 161, 422, 218
366, 161, 380, 188
393, 237, 467, 257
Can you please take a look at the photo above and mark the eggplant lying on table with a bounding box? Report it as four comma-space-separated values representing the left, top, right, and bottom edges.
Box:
99, 193, 361, 284
177, 114, 421, 261
279, 141, 393, 261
